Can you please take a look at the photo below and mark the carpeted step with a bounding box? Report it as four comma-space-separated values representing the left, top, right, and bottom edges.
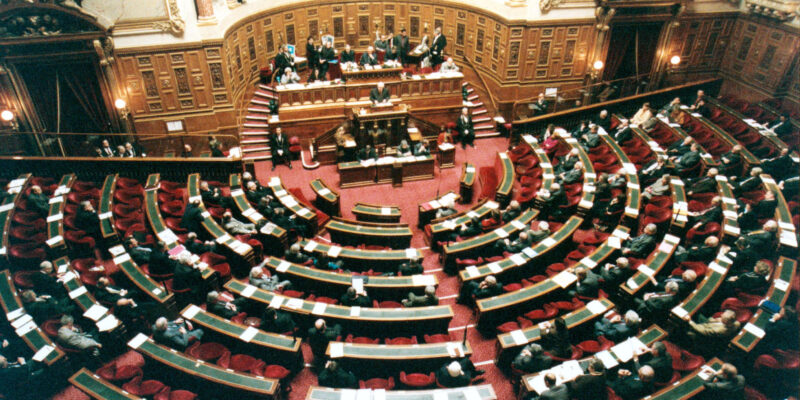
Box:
470, 101, 484, 108
473, 116, 491, 123
467, 94, 479, 101
244, 153, 272, 162
242, 138, 270, 146
243, 145, 270, 153
246, 114, 269, 121
474, 123, 494, 131
247, 105, 271, 113
243, 122, 269, 128
242, 130, 270, 136
472, 108, 487, 116
251, 98, 272, 106
257, 84, 276, 93
476, 131, 501, 138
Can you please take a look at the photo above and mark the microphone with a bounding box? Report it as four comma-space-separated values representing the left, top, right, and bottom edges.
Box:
462, 324, 468, 346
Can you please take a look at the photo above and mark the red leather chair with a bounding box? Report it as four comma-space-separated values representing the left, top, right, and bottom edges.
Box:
577, 336, 613, 354
10, 242, 47, 263
223, 354, 266, 376
545, 346, 584, 362
165, 218, 188, 233
263, 364, 291, 380
97, 363, 143, 382
12, 270, 37, 289
288, 136, 302, 160
573, 229, 610, 246
345, 334, 380, 344
423, 333, 454, 343
375, 300, 403, 309
399, 371, 435, 388
524, 304, 558, 322
186, 342, 229, 362
359, 377, 395, 390
122, 376, 168, 397
159, 200, 185, 218
10, 225, 47, 244
509, 144, 532, 162
154, 390, 198, 400
385, 336, 417, 345
306, 295, 338, 305
664, 342, 705, 372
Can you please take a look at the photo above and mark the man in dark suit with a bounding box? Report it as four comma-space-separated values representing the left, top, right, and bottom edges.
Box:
568, 359, 607, 400
339, 44, 356, 64
308, 319, 343, 363
180, 199, 204, 234
640, 157, 668, 185
558, 161, 584, 185
261, 307, 296, 334
456, 107, 475, 148
318, 361, 357, 389
735, 220, 776, 264
99, 139, 115, 157
31, 261, 68, 300
674, 143, 701, 175
686, 168, 719, 196
430, 26, 447, 66
206, 291, 248, 320
581, 124, 602, 149
611, 119, 633, 144
622, 223, 657, 257
594, 309, 640, 343
538, 373, 569, 400
359, 46, 379, 66
611, 365, 655, 400
569, 266, 600, 298
512, 343, 553, 374
356, 144, 378, 161
436, 359, 482, 387
767, 113, 792, 137
393, 28, 410, 65
730, 167, 762, 196
270, 126, 291, 170
703, 363, 745, 400
762, 148, 796, 181
369, 81, 391, 105
152, 316, 203, 351
555, 149, 580, 174
339, 287, 372, 308
26, 185, 49, 217
273, 44, 295, 82
458, 275, 502, 304
640, 341, 673, 383
75, 201, 101, 239
719, 145, 742, 175
530, 93, 549, 116
634, 281, 679, 318
595, 110, 612, 132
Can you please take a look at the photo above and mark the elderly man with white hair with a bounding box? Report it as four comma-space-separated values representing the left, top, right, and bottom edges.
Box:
436, 358, 483, 387
456, 106, 475, 148
152, 316, 203, 351
439, 57, 459, 72
594, 309, 641, 342
435, 197, 458, 219
458, 275, 502, 304
307, 319, 343, 363
402, 285, 439, 307
279, 67, 300, 84
249, 265, 292, 291
57, 315, 102, 356
369, 81, 390, 105
360, 46, 379, 66
502, 200, 522, 222
622, 223, 658, 257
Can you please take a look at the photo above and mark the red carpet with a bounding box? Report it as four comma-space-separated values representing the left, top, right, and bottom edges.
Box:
254, 136, 515, 399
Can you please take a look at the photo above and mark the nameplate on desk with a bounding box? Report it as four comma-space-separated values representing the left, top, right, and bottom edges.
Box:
509, 255, 526, 267
269, 295, 284, 309
412, 274, 435, 286
350, 306, 361, 317
318, 188, 332, 196
552, 271, 577, 288
276, 261, 291, 273
303, 241, 318, 252
465, 266, 480, 278
128, 333, 148, 349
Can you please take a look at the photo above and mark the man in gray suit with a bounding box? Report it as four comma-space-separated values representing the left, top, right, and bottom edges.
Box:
57, 315, 101, 357
152, 316, 203, 351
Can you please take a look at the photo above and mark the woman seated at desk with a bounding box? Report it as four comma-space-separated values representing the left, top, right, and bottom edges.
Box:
278, 67, 301, 84
396, 140, 413, 157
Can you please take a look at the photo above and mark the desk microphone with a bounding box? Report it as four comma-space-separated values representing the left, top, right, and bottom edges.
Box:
462, 324, 468, 346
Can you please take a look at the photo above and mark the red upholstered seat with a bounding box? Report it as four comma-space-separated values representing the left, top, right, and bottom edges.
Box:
577, 336, 613, 354
400, 371, 435, 388
226, 354, 266, 375
12, 270, 36, 289
375, 300, 403, 309
359, 377, 395, 390
545, 346, 583, 362
154, 390, 198, 400
524, 304, 558, 322
41, 319, 60, 337
385, 336, 417, 345
423, 334, 454, 343
121, 376, 168, 397
97, 363, 143, 382
346, 334, 379, 344
186, 342, 229, 362
263, 364, 291, 379
664, 342, 705, 372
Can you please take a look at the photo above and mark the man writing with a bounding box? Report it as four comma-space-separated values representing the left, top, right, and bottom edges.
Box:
370, 82, 391, 106
360, 46, 379, 66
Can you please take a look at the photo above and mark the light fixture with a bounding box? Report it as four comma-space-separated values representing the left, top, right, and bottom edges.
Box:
593, 60, 604, 70
670, 55, 681, 66
0, 110, 13, 122
114, 99, 127, 110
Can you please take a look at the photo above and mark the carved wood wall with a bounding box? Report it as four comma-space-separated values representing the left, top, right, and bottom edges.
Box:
666, 15, 737, 74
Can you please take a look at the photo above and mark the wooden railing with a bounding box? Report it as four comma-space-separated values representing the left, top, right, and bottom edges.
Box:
462, 56, 498, 112
511, 78, 722, 135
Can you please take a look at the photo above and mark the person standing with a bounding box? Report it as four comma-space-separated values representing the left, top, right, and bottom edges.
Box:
430, 26, 447, 67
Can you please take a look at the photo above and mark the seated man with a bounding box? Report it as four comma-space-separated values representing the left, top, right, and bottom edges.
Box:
634, 281, 679, 319
611, 365, 655, 400
440, 57, 459, 72
673, 143, 701, 175
183, 232, 217, 255
95, 277, 150, 324
730, 166, 763, 196
339, 43, 356, 66
180, 199, 204, 233
148, 241, 179, 277
249, 265, 291, 291
686, 196, 722, 229
599, 257, 633, 288
538, 372, 569, 400
399, 256, 423, 276
652, 269, 698, 298
594, 310, 640, 343
413, 140, 431, 156
558, 161, 584, 185
495, 231, 531, 254
436, 359, 483, 388
611, 119, 633, 144
318, 360, 358, 389
567, 358, 607, 400
172, 253, 204, 297
511, 343, 552, 374
401, 285, 439, 307
537, 183, 568, 217
356, 144, 378, 161
199, 181, 234, 209
528, 221, 552, 243
631, 103, 654, 126
57, 315, 101, 357
734, 220, 777, 265
456, 107, 475, 148
640, 157, 669, 184
152, 316, 203, 351
396, 140, 413, 156
580, 124, 601, 149
76, 200, 101, 239
640, 341, 673, 383
569, 265, 600, 298
719, 145, 742, 175
738, 190, 777, 232
530, 93, 549, 116
271, 207, 308, 238
703, 363, 745, 399
21, 289, 74, 323
284, 243, 315, 266
622, 223, 658, 258
125, 237, 153, 265
369, 81, 391, 105
260, 307, 296, 334
206, 290, 248, 320
595, 110, 612, 132
721, 260, 771, 296
642, 174, 671, 202
270, 127, 292, 170
31, 261, 67, 300
222, 211, 256, 235
458, 275, 502, 304
308, 319, 343, 362
360, 46, 379, 66
26, 185, 49, 217
555, 149, 580, 175
502, 200, 522, 222
278, 67, 300, 84
339, 286, 372, 308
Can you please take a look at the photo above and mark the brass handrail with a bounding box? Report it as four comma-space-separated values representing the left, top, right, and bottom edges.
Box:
462, 56, 498, 112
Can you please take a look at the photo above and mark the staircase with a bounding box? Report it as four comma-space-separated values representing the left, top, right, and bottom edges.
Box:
462, 81, 501, 138
240, 84, 277, 162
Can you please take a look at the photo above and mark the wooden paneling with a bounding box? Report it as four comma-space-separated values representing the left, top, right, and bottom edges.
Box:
666, 15, 736, 73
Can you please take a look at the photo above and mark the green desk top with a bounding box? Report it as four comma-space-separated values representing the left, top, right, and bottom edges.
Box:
181, 304, 300, 353
621, 234, 681, 296
306, 384, 497, 400
46, 175, 74, 249
188, 173, 253, 259
298, 239, 421, 262
325, 219, 412, 237
109, 244, 173, 303
325, 340, 471, 360
563, 136, 597, 211
497, 298, 614, 349
656, 119, 719, 167
460, 215, 582, 283
647, 358, 723, 400
444, 208, 538, 255
225, 279, 453, 323
731, 256, 796, 352
267, 176, 317, 223
429, 199, 496, 235
69, 368, 143, 400
263, 256, 435, 289
672, 253, 732, 318
707, 98, 791, 153
669, 176, 688, 230
310, 178, 339, 203
1, 174, 30, 254
715, 177, 740, 238
99, 174, 117, 240
521, 135, 556, 191
0, 270, 65, 365
496, 152, 515, 197
352, 203, 401, 218
598, 132, 639, 217
129, 334, 277, 396
762, 175, 797, 250
228, 174, 287, 240
522, 324, 668, 391
461, 163, 476, 186
690, 113, 760, 164
56, 257, 99, 312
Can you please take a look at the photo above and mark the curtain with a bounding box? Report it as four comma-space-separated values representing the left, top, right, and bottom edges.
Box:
635, 24, 663, 77
60, 62, 111, 133
603, 25, 635, 82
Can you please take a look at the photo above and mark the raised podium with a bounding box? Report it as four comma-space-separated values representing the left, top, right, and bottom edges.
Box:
438, 143, 456, 168
342, 67, 403, 83
352, 103, 410, 149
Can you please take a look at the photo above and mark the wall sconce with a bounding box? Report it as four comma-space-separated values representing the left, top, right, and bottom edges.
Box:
669, 55, 681, 66
115, 98, 129, 118
591, 60, 604, 80
0, 109, 17, 131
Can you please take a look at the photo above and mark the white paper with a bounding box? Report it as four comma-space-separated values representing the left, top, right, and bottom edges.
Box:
780, 231, 798, 247
709, 262, 726, 275
586, 300, 607, 315
317, 187, 332, 196
68, 285, 87, 299
32, 345, 55, 362
510, 329, 528, 345
637, 265, 655, 277
182, 304, 202, 320
494, 228, 509, 238
240, 326, 259, 342
553, 271, 578, 288
607, 236, 622, 249
11, 313, 32, 329
83, 304, 108, 321
48, 196, 63, 204
328, 246, 342, 258
405, 248, 417, 259
465, 166, 476, 174
724, 225, 741, 235
596, 350, 619, 369
465, 265, 480, 278
240, 285, 257, 298
112, 253, 131, 265
303, 241, 318, 252
269, 295, 284, 309
610, 340, 634, 363
743, 322, 765, 338
774, 279, 789, 292
97, 314, 119, 332
626, 278, 639, 290
464, 387, 481, 400
8, 178, 25, 188
312, 302, 328, 315
541, 238, 557, 247
356, 389, 371, 400
523, 247, 538, 258
276, 261, 291, 273
6, 308, 24, 321
658, 242, 674, 253
411, 274, 435, 286
350, 306, 361, 317
46, 213, 63, 223
46, 235, 63, 247
672, 306, 688, 318
488, 261, 504, 272
128, 333, 148, 349
510, 254, 526, 266
510, 220, 526, 230
297, 208, 312, 217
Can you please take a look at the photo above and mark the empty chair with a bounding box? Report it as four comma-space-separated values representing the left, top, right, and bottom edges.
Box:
399, 371, 435, 388
186, 342, 229, 362
121, 376, 168, 397
359, 377, 395, 390
154, 390, 198, 400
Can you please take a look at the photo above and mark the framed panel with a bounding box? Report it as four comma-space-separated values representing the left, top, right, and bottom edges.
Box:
564, 40, 575, 64
142, 71, 159, 98
247, 37, 256, 60
703, 32, 718, 56
508, 41, 520, 66
234, 45, 242, 69
758, 45, 776, 70
209, 62, 225, 89
737, 36, 752, 61
410, 16, 419, 37
457, 23, 465, 46
476, 29, 484, 52
358, 16, 369, 36
309, 20, 319, 37
538, 41, 550, 65
265, 30, 274, 53
286, 24, 295, 46
492, 35, 500, 60
334, 17, 344, 38
174, 67, 190, 95
385, 15, 395, 34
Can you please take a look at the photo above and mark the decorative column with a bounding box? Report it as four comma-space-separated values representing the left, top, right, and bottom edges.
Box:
583, 6, 616, 105
195, 0, 217, 25
651, 5, 686, 89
